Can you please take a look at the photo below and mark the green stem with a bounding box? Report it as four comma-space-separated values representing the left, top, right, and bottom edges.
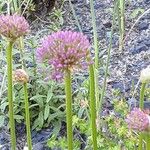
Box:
23, 83, 32, 150
6, 41, 16, 150
139, 83, 146, 109
138, 83, 146, 150
138, 133, 143, 150
19, 37, 25, 68
89, 0, 100, 124
64, 70, 73, 150
69, 0, 82, 32
89, 64, 97, 150
99, 1, 116, 114
89, 0, 99, 68
146, 133, 150, 150
118, 0, 125, 51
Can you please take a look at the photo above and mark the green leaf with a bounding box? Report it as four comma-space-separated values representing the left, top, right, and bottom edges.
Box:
52, 120, 61, 138
48, 111, 65, 123
46, 87, 53, 103
130, 8, 145, 19
44, 105, 50, 120
32, 118, 39, 130
78, 108, 85, 118
0, 102, 8, 112
30, 95, 46, 108
14, 115, 24, 120
0, 115, 5, 127
38, 111, 44, 128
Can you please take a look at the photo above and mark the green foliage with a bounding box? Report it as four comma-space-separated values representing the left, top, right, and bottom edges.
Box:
46, 99, 137, 149
130, 8, 145, 19
47, 135, 81, 150
0, 35, 66, 131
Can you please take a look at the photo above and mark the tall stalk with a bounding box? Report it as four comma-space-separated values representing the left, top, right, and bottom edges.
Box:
99, 1, 116, 114
23, 83, 32, 150
64, 70, 73, 150
69, 0, 82, 32
138, 83, 146, 150
19, 37, 25, 68
146, 133, 150, 150
117, 0, 125, 51
6, 41, 16, 150
138, 133, 143, 150
89, 0, 100, 117
139, 83, 146, 109
89, 64, 97, 150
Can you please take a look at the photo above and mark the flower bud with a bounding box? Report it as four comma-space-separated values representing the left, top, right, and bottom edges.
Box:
140, 66, 150, 83
13, 69, 29, 84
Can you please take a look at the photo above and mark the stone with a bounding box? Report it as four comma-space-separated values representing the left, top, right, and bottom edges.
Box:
94, 3, 105, 9
144, 0, 150, 4
138, 21, 149, 31
111, 81, 124, 92
144, 39, 150, 47
1, 145, 10, 150
103, 20, 112, 28
33, 143, 44, 150
131, 44, 148, 54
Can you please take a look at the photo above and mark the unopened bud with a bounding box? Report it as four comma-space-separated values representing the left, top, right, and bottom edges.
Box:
140, 66, 150, 83
13, 69, 29, 84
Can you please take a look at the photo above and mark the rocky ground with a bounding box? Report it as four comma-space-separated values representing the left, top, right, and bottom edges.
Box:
0, 0, 150, 149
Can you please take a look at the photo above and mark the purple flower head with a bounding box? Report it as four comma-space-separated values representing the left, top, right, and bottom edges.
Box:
126, 108, 150, 132
0, 14, 29, 41
36, 31, 91, 80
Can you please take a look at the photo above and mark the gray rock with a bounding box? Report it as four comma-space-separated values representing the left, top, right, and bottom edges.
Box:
131, 44, 148, 54
33, 143, 44, 150
144, 39, 150, 47
1, 145, 10, 150
138, 21, 149, 30
144, 0, 150, 4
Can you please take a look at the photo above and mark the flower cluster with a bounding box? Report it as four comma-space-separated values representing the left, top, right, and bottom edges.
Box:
126, 108, 150, 132
13, 69, 29, 84
140, 66, 150, 83
0, 14, 29, 41
36, 31, 91, 80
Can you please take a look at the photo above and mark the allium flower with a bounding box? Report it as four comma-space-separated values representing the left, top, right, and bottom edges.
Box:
13, 69, 29, 83
126, 108, 150, 131
140, 66, 150, 83
0, 14, 29, 41
36, 31, 91, 80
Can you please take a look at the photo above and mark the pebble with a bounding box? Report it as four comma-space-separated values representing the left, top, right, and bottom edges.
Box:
94, 3, 105, 9
33, 130, 52, 143
129, 100, 150, 109
144, 39, 150, 47
33, 143, 44, 150
131, 44, 148, 54
1, 145, 10, 150
0, 131, 9, 145
138, 21, 149, 31
111, 81, 123, 91
103, 20, 112, 28
144, 0, 150, 4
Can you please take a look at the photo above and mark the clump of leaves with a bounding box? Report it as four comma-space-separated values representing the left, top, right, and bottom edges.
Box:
46, 99, 137, 149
